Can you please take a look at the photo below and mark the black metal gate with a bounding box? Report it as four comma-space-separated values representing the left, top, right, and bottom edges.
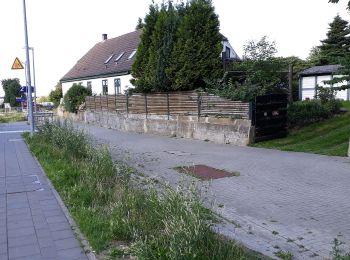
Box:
252, 94, 288, 142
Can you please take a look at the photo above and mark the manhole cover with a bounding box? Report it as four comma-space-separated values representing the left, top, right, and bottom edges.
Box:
174, 165, 239, 180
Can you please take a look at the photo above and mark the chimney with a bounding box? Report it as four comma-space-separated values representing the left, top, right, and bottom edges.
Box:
102, 34, 108, 41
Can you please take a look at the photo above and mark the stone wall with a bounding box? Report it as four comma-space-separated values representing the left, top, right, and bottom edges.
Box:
80, 110, 254, 146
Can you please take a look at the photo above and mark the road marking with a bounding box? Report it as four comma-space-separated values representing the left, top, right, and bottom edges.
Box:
0, 130, 29, 134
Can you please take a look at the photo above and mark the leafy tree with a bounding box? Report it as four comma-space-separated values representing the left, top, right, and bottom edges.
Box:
329, 0, 350, 9
316, 15, 350, 65
208, 37, 310, 101
63, 83, 91, 113
131, 4, 160, 92
167, 0, 222, 90
37, 96, 49, 103
1, 79, 21, 107
49, 83, 63, 107
243, 36, 277, 61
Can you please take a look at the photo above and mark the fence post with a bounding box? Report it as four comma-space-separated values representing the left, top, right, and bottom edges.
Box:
167, 93, 170, 120
94, 96, 96, 111
106, 95, 109, 111
144, 93, 148, 119
197, 92, 202, 121
100, 95, 102, 111
115, 95, 117, 112
126, 94, 129, 117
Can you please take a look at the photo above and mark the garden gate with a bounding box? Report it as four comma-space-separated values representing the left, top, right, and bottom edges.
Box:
252, 94, 288, 142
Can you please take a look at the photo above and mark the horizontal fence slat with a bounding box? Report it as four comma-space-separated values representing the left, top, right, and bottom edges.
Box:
85, 91, 250, 119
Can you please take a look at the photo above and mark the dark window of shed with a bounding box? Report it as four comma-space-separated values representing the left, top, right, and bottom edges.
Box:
102, 80, 108, 95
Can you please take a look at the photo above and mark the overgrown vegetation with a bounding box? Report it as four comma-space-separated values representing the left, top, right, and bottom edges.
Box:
251, 101, 350, 157
332, 238, 350, 260
0, 112, 26, 123
207, 37, 308, 102
288, 87, 341, 127
24, 121, 264, 259
63, 83, 91, 113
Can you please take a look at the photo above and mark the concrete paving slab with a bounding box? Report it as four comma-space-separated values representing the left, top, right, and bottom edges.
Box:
0, 122, 89, 260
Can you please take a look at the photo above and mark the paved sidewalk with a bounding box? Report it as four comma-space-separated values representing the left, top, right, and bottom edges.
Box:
79, 122, 350, 260
0, 123, 87, 260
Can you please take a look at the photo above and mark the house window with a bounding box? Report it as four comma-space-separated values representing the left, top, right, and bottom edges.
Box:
102, 80, 108, 95
225, 46, 230, 59
104, 54, 114, 64
128, 50, 137, 60
87, 81, 92, 92
115, 52, 125, 62
114, 78, 121, 94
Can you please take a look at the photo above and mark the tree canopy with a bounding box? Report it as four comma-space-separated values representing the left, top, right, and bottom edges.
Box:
1, 79, 21, 107
243, 36, 277, 61
63, 83, 91, 113
49, 83, 63, 107
329, 0, 350, 9
317, 15, 350, 65
131, 0, 223, 92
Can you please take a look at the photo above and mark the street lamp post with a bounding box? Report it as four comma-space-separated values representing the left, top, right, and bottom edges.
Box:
29, 47, 37, 112
22, 0, 35, 134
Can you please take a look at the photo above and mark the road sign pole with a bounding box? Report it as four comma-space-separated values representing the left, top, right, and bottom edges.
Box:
22, 0, 35, 134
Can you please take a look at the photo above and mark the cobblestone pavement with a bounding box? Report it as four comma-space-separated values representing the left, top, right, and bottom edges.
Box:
0, 122, 87, 260
80, 123, 350, 260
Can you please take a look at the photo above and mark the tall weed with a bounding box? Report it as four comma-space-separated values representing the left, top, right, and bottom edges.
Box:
25, 121, 261, 259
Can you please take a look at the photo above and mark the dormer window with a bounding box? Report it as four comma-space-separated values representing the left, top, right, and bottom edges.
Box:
115, 52, 125, 62
128, 50, 137, 60
104, 54, 114, 64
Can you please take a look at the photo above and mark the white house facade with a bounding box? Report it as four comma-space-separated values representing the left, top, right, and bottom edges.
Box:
61, 30, 240, 96
299, 65, 350, 101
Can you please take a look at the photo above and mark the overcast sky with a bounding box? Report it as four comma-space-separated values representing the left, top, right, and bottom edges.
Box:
0, 0, 349, 97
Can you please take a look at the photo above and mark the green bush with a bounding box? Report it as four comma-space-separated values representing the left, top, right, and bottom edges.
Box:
288, 99, 341, 127
63, 83, 91, 113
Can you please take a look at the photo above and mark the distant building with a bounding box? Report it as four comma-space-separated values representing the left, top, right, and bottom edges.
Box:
299, 65, 350, 101
60, 30, 240, 96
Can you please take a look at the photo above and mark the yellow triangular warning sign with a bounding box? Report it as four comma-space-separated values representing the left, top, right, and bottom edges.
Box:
11, 57, 24, 70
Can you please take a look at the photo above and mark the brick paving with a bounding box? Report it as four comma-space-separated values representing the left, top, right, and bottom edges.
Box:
0, 123, 87, 260
80, 122, 350, 260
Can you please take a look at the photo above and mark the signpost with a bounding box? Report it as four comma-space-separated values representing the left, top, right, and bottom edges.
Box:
11, 57, 24, 70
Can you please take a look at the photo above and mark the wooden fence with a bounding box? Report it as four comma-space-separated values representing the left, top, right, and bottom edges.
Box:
85, 91, 251, 120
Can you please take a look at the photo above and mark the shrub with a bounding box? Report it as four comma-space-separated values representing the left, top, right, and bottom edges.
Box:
288, 99, 341, 127
63, 83, 91, 113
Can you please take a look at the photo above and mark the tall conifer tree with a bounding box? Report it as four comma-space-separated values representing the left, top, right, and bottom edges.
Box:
167, 0, 222, 90
317, 15, 350, 65
131, 4, 159, 92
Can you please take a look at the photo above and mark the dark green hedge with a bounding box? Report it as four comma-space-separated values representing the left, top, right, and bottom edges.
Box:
288, 99, 341, 127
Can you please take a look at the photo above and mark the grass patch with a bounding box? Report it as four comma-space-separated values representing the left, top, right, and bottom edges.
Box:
24, 121, 265, 259
274, 250, 293, 260
0, 112, 26, 123
251, 101, 350, 157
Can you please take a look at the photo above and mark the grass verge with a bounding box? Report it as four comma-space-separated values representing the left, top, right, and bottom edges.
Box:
24, 121, 265, 259
251, 101, 350, 157
0, 112, 26, 123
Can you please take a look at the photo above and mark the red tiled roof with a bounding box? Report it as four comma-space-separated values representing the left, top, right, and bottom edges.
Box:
60, 30, 142, 82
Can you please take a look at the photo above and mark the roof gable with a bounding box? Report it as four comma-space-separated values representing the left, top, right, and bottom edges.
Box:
61, 30, 142, 82
300, 64, 342, 76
